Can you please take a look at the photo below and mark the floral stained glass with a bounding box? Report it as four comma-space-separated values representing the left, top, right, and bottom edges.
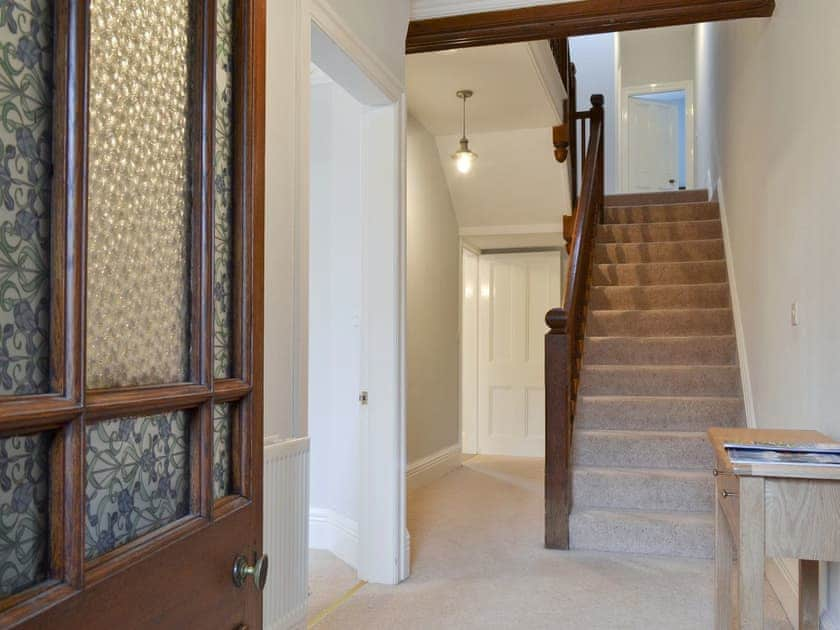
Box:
0, 432, 50, 598
0, 0, 53, 395
85, 411, 190, 560
214, 0, 235, 378
213, 403, 232, 500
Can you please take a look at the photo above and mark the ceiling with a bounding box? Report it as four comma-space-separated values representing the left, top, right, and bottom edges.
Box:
410, 0, 577, 21
407, 42, 561, 136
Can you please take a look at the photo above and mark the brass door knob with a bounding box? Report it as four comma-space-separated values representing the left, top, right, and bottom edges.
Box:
232, 553, 268, 590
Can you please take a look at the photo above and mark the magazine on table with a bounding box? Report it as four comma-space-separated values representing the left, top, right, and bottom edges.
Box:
724, 441, 840, 467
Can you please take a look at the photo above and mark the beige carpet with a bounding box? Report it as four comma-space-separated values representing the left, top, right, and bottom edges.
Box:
312, 456, 790, 629
307, 549, 359, 623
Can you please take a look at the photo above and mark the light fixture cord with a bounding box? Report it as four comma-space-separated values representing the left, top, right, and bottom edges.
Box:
461, 93, 467, 141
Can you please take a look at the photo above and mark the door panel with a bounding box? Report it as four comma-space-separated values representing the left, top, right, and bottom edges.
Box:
628, 96, 679, 192
0, 1, 266, 627
477, 253, 561, 457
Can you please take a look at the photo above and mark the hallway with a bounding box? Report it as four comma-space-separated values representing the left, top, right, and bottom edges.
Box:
312, 457, 789, 628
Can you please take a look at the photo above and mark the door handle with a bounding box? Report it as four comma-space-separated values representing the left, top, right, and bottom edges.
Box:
232, 553, 269, 590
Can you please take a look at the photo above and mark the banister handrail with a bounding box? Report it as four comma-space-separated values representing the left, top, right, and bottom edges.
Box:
545, 94, 604, 550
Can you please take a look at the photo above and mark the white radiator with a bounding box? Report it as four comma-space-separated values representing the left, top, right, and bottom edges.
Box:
263, 436, 310, 630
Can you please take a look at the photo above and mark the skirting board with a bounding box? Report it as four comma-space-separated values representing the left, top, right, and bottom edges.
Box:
716, 178, 756, 429
266, 601, 306, 630
309, 507, 359, 570
407, 444, 462, 492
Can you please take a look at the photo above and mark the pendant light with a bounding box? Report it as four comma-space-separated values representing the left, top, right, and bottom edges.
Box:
452, 89, 477, 174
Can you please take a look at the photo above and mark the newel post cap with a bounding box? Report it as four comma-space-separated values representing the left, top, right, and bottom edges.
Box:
590, 94, 604, 108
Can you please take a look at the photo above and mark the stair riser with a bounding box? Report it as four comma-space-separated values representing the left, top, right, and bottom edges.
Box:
579, 367, 741, 397
573, 432, 713, 469
584, 337, 737, 366
592, 261, 727, 286
606, 190, 709, 206
597, 221, 722, 243
587, 310, 734, 337
594, 240, 725, 263
589, 284, 730, 310
569, 510, 713, 558
604, 203, 719, 225
573, 470, 714, 512
576, 397, 744, 431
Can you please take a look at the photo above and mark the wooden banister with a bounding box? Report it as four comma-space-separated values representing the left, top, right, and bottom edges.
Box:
545, 94, 605, 549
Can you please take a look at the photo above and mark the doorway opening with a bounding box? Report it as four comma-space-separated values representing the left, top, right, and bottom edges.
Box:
304, 17, 406, 623
621, 82, 694, 192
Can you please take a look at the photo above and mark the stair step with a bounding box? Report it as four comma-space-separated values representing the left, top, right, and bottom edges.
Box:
604, 202, 719, 225
573, 429, 712, 469
594, 239, 725, 263
587, 308, 734, 337
575, 395, 744, 431
572, 467, 714, 512
579, 365, 741, 397
589, 283, 730, 310
569, 508, 714, 558
592, 261, 727, 286
597, 220, 722, 243
605, 189, 709, 206
584, 336, 737, 365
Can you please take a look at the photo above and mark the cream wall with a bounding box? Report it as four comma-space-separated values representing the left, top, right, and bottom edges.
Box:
264, 0, 410, 439
694, 3, 840, 626
406, 115, 461, 463
619, 25, 695, 88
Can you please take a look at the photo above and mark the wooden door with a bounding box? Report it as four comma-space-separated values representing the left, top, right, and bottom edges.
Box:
628, 95, 680, 192
477, 252, 561, 457
0, 1, 266, 628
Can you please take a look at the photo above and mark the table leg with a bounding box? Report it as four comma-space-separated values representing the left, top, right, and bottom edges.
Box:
799, 559, 820, 630
738, 476, 765, 630
715, 493, 734, 630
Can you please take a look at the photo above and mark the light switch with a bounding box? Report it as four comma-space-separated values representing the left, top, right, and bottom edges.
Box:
791, 302, 800, 327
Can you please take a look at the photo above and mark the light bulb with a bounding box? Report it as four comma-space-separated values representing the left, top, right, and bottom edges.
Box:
455, 151, 474, 174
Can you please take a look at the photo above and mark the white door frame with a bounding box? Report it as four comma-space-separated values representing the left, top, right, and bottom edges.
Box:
296, 0, 408, 585
620, 80, 695, 192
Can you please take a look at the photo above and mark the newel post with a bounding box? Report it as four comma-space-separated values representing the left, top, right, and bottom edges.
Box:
545, 307, 571, 549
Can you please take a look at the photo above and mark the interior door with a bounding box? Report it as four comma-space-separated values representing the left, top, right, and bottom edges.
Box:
477, 252, 561, 457
628, 96, 679, 192
0, 1, 266, 628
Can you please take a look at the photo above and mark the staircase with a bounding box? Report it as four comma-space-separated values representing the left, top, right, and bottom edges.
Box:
568, 189, 744, 559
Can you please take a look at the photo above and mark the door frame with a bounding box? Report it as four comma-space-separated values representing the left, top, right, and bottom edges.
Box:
620, 80, 695, 192
296, 0, 408, 585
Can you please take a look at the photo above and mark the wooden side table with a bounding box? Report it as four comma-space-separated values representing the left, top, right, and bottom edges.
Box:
708, 427, 840, 630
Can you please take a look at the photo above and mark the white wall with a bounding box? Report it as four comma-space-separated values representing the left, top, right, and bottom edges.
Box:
436, 127, 570, 228
693, 3, 840, 625
308, 79, 363, 533
406, 115, 461, 463
569, 33, 618, 193
264, 0, 409, 439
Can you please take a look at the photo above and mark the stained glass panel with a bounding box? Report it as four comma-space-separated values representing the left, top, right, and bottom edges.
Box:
85, 0, 193, 389
212, 403, 232, 500
0, 432, 50, 597
0, 0, 53, 395
85, 411, 190, 560
214, 0, 235, 378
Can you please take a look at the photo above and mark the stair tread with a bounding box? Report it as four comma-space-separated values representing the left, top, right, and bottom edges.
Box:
588, 306, 732, 314
579, 394, 743, 401
573, 465, 711, 479
570, 507, 713, 523
575, 429, 707, 438
586, 334, 736, 340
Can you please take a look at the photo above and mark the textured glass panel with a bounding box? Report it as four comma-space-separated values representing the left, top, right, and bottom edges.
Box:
0, 1, 52, 395
0, 432, 50, 597
212, 403, 232, 499
213, 0, 234, 378
85, 0, 193, 389
85, 411, 190, 560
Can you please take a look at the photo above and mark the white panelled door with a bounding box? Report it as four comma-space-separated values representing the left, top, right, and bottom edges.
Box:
628, 96, 680, 192
476, 252, 562, 457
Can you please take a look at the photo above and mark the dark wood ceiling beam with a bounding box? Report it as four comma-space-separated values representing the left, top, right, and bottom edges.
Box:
406, 0, 775, 53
